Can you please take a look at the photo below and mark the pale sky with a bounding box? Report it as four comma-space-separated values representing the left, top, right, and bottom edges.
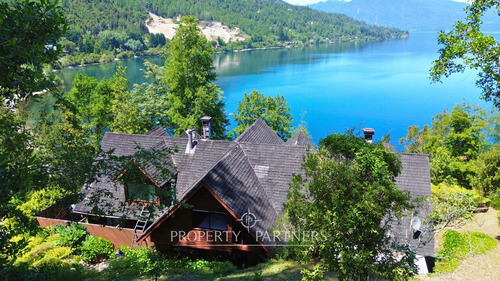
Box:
282, 0, 471, 6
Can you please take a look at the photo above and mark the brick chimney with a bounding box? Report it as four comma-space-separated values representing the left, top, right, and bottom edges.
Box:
363, 128, 375, 144
201, 116, 212, 140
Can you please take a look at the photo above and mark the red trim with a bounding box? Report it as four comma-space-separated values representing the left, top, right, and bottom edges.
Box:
138, 182, 270, 253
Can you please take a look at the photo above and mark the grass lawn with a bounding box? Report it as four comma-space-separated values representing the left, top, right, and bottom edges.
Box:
159, 260, 338, 281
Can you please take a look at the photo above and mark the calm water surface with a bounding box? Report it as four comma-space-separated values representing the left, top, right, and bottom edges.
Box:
57, 32, 484, 148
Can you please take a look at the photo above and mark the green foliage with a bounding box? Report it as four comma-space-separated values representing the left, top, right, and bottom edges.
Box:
8, 232, 84, 280
164, 16, 228, 138
56, 0, 406, 65
17, 187, 69, 219
471, 144, 500, 197
429, 183, 481, 231
490, 195, 500, 209
301, 265, 325, 281
430, 0, 500, 108
285, 134, 416, 281
400, 103, 489, 188
0, 0, 67, 105
47, 223, 87, 248
233, 90, 293, 140
250, 271, 264, 281
435, 230, 497, 273
80, 236, 114, 264
132, 60, 169, 129
66, 67, 149, 136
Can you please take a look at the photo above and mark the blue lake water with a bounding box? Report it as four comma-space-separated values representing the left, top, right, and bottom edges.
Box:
57, 32, 487, 149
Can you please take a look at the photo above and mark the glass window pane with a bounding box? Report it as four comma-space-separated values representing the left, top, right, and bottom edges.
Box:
210, 213, 227, 231
193, 210, 210, 229
128, 184, 156, 201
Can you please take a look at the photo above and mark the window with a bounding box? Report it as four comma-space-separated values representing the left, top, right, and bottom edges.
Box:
192, 209, 227, 231
126, 183, 156, 202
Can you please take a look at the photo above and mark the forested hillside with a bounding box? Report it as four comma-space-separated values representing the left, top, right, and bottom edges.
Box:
53, 0, 407, 67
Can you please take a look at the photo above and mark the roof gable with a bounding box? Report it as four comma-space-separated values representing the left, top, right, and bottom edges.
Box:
286, 131, 315, 147
235, 118, 284, 145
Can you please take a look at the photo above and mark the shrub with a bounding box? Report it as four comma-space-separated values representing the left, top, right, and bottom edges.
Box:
301, 265, 325, 281
435, 230, 497, 273
209, 261, 236, 275
80, 236, 114, 263
490, 195, 500, 209
250, 271, 263, 281
47, 223, 87, 248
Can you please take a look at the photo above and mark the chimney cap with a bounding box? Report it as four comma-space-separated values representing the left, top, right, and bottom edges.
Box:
363, 128, 375, 136
201, 116, 212, 121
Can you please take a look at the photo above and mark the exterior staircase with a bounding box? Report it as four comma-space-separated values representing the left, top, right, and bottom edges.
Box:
131, 205, 150, 248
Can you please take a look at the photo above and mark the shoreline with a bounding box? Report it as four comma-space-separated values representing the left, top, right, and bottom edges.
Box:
56, 35, 410, 71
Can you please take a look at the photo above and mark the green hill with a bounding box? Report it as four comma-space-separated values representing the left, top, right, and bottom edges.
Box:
56, 0, 408, 66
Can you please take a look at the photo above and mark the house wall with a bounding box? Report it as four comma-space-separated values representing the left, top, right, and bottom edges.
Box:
36, 216, 154, 248
150, 186, 265, 254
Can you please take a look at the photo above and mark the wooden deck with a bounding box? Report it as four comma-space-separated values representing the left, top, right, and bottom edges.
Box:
36, 216, 154, 249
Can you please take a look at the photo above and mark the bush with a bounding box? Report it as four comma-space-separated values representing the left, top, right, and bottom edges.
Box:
250, 271, 263, 281
209, 261, 236, 275
490, 195, 500, 209
435, 230, 497, 273
46, 223, 87, 248
80, 236, 114, 263
301, 265, 325, 281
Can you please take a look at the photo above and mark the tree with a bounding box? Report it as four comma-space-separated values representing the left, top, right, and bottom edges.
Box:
163, 16, 228, 138
0, 0, 67, 106
64, 67, 148, 146
285, 134, 416, 281
132, 60, 169, 129
430, 0, 500, 108
471, 144, 500, 197
233, 90, 293, 140
400, 103, 488, 188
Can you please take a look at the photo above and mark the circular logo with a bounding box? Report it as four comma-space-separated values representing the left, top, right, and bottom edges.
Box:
239, 209, 260, 229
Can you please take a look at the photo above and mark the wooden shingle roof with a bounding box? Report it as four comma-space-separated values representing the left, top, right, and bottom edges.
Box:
235, 118, 284, 144
73, 119, 434, 256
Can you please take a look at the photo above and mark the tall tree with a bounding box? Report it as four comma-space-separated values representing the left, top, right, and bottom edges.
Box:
233, 90, 293, 140
164, 16, 228, 138
285, 134, 415, 281
64, 67, 148, 146
430, 0, 500, 108
0, 0, 67, 106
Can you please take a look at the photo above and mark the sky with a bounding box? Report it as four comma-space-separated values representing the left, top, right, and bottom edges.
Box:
282, 0, 470, 6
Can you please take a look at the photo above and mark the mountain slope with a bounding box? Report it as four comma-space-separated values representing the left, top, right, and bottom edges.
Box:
310, 0, 498, 32
60, 0, 407, 47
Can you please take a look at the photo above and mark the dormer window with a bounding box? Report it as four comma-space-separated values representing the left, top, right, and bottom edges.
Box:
126, 183, 156, 202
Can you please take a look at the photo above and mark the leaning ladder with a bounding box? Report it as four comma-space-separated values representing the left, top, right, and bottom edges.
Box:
131, 205, 150, 248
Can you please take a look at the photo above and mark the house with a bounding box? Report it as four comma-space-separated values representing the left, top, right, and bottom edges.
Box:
36, 117, 434, 267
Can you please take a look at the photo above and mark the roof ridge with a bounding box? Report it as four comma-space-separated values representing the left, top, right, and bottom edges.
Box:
177, 143, 239, 199
234, 118, 263, 142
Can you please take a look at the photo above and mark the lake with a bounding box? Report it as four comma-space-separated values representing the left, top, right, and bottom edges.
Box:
56, 32, 485, 149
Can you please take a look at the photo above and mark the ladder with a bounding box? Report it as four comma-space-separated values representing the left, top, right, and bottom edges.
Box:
131, 205, 150, 248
